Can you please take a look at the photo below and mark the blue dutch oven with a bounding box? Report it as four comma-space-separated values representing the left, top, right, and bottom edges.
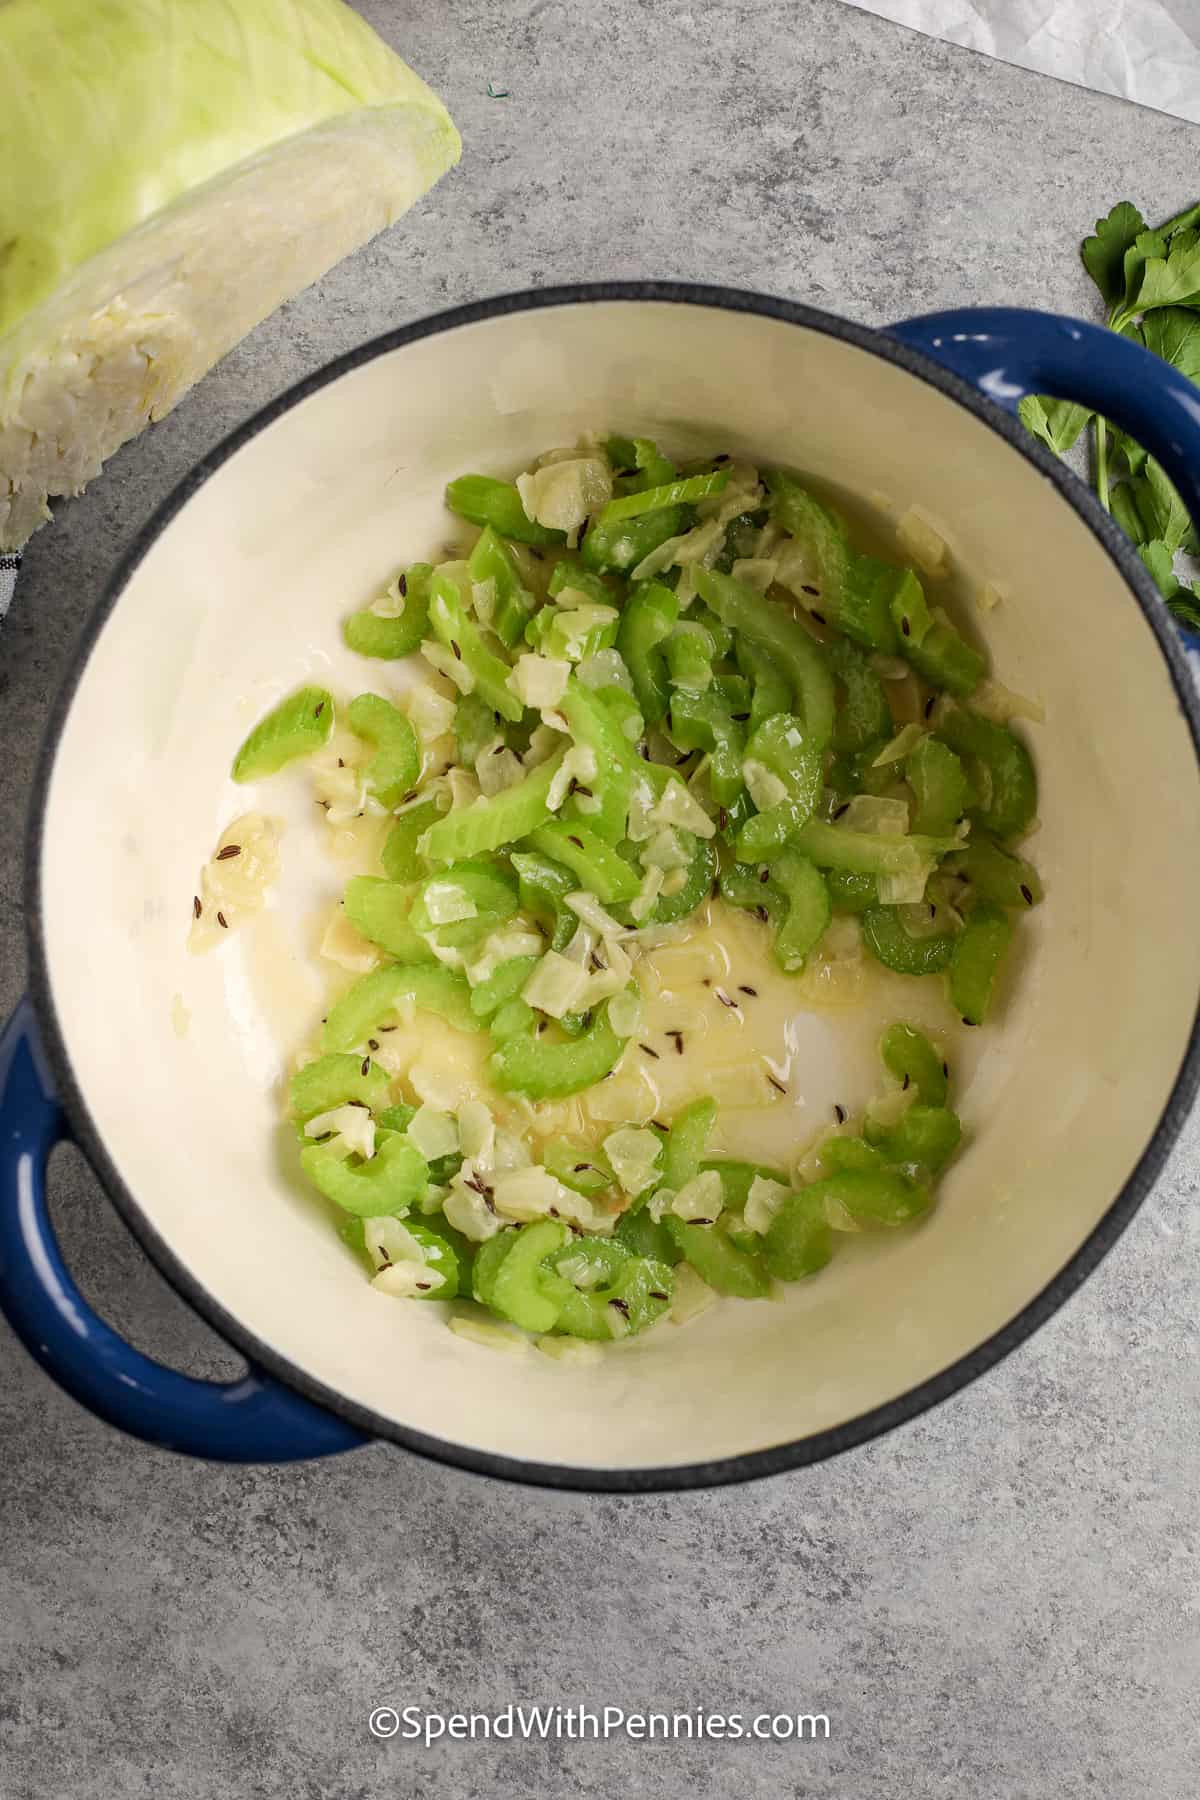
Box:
3, 292, 1200, 1488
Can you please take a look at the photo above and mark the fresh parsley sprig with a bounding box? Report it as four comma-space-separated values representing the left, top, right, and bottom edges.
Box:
1020, 199, 1200, 631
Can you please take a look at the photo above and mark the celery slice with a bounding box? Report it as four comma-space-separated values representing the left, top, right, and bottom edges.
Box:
232, 685, 332, 781
322, 965, 476, 1051
419, 747, 568, 862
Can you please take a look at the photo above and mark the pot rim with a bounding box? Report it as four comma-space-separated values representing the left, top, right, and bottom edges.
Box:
24, 281, 1200, 1491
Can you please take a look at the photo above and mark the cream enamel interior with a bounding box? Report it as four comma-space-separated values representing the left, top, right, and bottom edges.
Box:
38, 300, 1200, 1473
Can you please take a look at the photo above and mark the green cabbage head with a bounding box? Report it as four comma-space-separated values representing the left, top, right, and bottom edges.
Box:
0, 0, 460, 547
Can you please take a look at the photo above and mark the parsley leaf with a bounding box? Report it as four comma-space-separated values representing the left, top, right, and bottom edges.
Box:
1141, 306, 1200, 382
1110, 483, 1148, 546
1139, 539, 1182, 599
1123, 228, 1200, 322
1023, 196, 1200, 620
1081, 201, 1146, 306
1017, 394, 1092, 455
1143, 458, 1191, 553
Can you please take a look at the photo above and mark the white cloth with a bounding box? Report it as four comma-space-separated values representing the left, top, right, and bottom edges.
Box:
839, 0, 1200, 123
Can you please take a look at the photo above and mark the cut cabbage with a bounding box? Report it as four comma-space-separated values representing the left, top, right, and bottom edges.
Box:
0, 0, 459, 549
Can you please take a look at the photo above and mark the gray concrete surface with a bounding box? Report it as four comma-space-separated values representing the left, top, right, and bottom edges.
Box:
3, 2, 1199, 1795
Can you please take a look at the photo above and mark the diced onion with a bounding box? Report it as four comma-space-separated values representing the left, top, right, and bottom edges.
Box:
649, 778, 716, 839
669, 1263, 718, 1325
744, 1175, 791, 1235
872, 723, 927, 767
897, 506, 949, 576
603, 1126, 663, 1196
407, 1104, 460, 1162
838, 794, 909, 835
670, 1169, 724, 1222
522, 951, 592, 1018
508, 653, 570, 709
448, 1315, 528, 1353
421, 638, 475, 694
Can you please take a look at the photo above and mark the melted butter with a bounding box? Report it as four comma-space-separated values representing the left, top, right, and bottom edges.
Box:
601, 900, 978, 1175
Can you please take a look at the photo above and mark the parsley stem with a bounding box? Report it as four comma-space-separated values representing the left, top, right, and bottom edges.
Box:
1095, 416, 1111, 512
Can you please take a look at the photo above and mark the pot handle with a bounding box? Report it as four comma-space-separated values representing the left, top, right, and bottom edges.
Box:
0, 999, 365, 1462
888, 306, 1200, 644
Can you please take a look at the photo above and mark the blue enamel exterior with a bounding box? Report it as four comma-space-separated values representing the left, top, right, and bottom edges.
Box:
888, 307, 1200, 652
0, 1000, 365, 1461
3, 296, 1198, 1470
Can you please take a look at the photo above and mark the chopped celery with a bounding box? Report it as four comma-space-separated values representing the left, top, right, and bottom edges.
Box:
809, 1168, 932, 1229
829, 636, 890, 753
581, 505, 690, 575
455, 691, 499, 765
301, 1130, 428, 1218
666, 1218, 771, 1298
542, 1138, 613, 1196
290, 1052, 390, 1120
761, 1191, 834, 1279
770, 849, 832, 974
343, 564, 432, 659
907, 737, 968, 837
409, 861, 518, 946
735, 712, 823, 860
948, 901, 1012, 1025
232, 685, 333, 782
600, 470, 728, 522
793, 819, 959, 876
322, 965, 476, 1051
937, 708, 1037, 839
720, 861, 788, 929
489, 995, 630, 1098
668, 688, 745, 806
343, 878, 435, 963
526, 821, 641, 903
474, 1219, 570, 1332
862, 906, 957, 977
643, 830, 717, 926
693, 568, 836, 748
467, 527, 537, 648
345, 694, 420, 808
382, 799, 443, 884
548, 562, 618, 605
956, 835, 1044, 908
663, 1098, 717, 1191
470, 955, 543, 1019
866, 1103, 962, 1171
403, 1222, 461, 1300
616, 580, 679, 723
880, 1022, 948, 1106
428, 571, 525, 723
419, 747, 568, 862
445, 475, 566, 547
510, 848, 578, 951
549, 1242, 674, 1339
